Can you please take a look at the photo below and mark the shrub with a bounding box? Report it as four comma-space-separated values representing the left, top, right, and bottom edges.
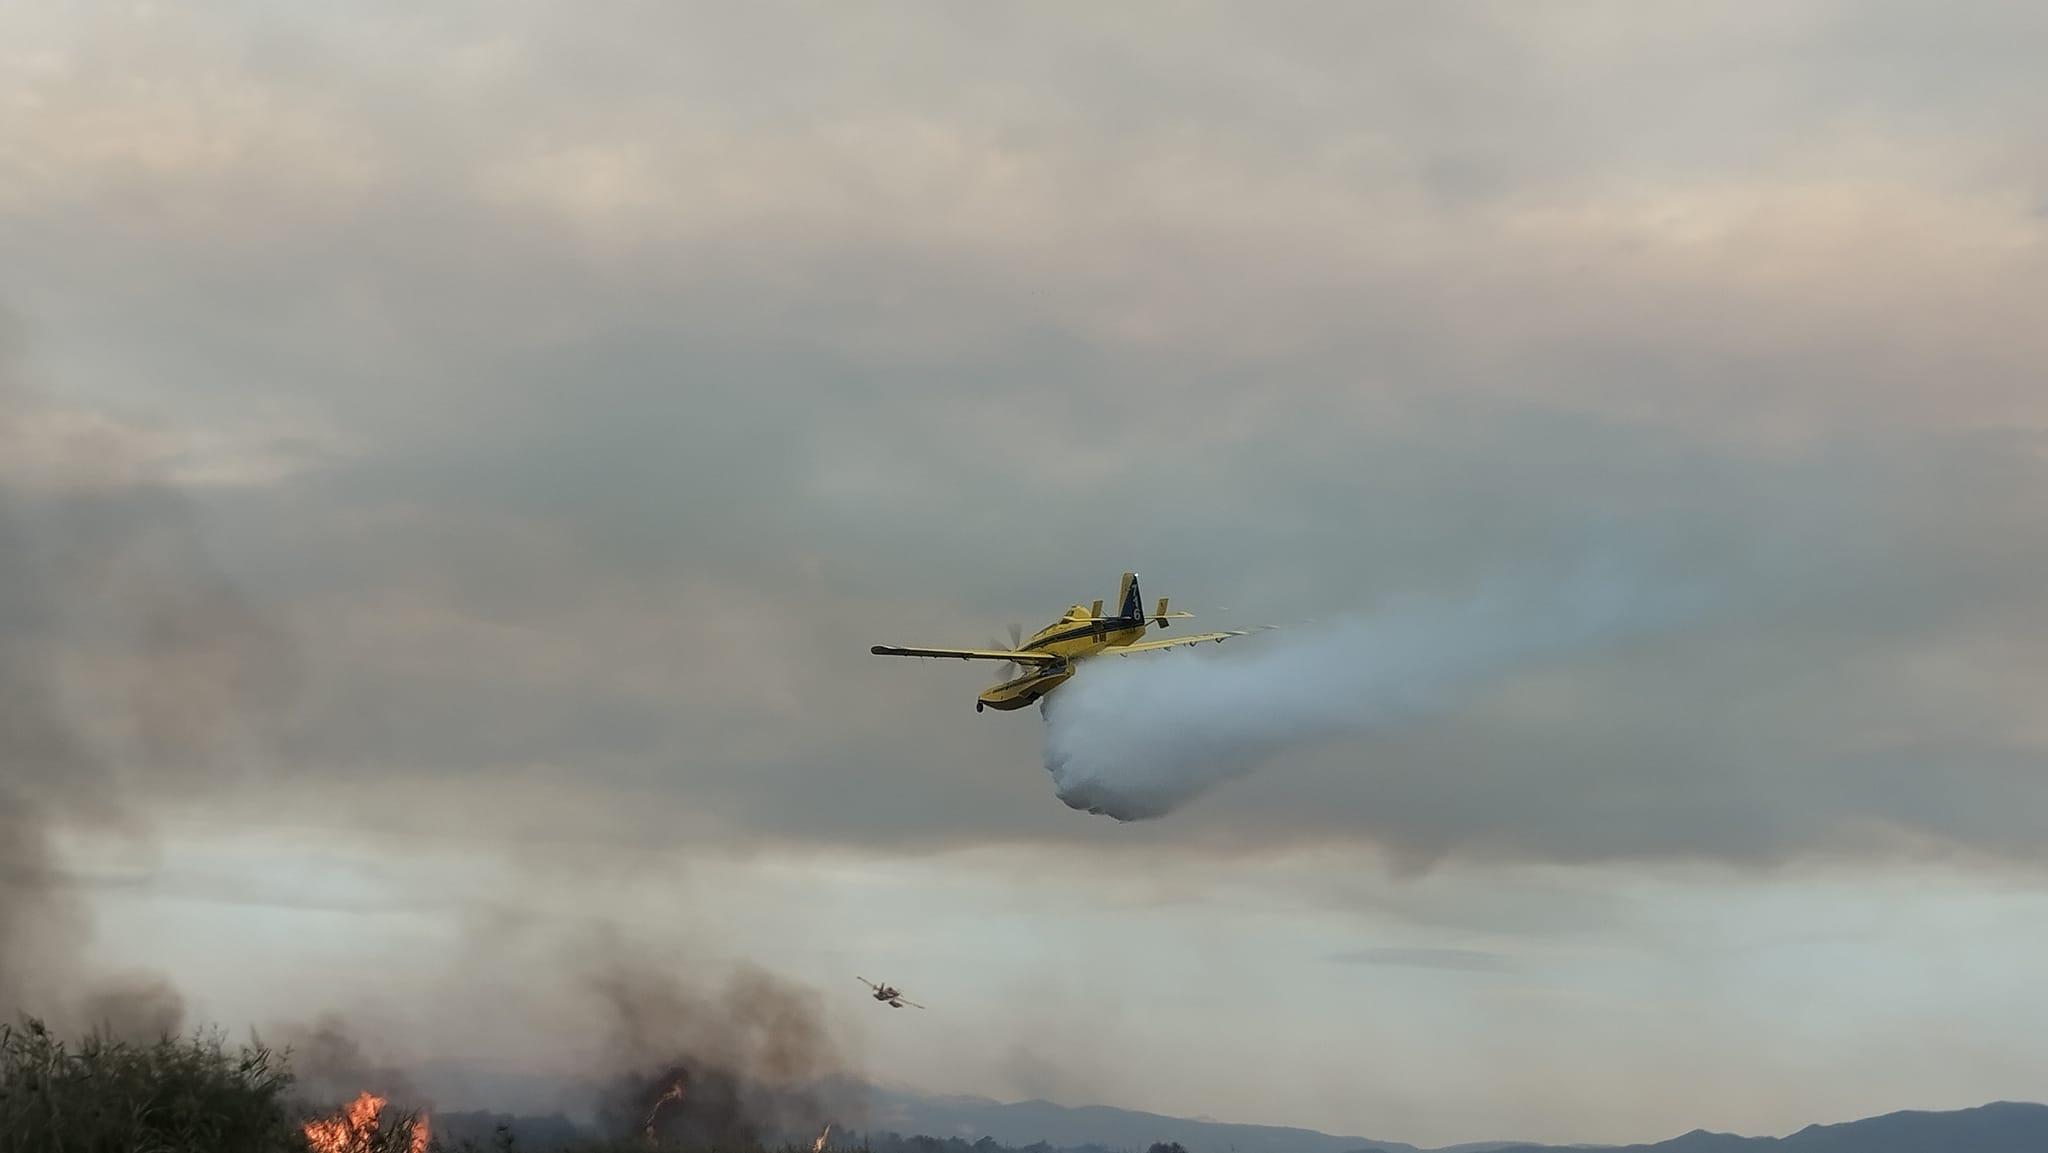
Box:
0, 1015, 300, 1152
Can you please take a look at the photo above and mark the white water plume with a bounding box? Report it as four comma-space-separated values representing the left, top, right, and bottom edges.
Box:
1040, 557, 1695, 821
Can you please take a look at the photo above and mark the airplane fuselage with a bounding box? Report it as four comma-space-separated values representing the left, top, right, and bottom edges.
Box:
873, 571, 1239, 714
976, 609, 1151, 712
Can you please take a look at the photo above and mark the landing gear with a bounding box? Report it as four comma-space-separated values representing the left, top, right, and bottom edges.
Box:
976, 701, 985, 713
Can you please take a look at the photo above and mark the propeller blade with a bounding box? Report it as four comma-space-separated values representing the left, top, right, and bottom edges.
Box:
978, 624, 1025, 682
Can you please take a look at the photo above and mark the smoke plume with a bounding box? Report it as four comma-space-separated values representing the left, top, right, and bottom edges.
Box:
269, 1013, 429, 1112
73, 972, 190, 1044
0, 307, 297, 1030
1041, 556, 1694, 821
585, 954, 864, 1147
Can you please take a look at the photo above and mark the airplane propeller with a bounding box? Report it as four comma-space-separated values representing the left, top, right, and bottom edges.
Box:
989, 622, 1024, 681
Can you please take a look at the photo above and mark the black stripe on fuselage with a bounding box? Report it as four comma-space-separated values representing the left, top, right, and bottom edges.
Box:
1019, 617, 1147, 652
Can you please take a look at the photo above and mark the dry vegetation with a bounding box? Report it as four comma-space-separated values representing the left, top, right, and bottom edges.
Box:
0, 1016, 866, 1153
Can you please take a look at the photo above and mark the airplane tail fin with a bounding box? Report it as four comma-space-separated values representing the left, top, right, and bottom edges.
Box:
1118, 572, 1142, 621
1118, 572, 1194, 627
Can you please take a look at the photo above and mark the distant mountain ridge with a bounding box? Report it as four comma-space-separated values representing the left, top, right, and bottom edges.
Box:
853, 1090, 2048, 1153
1480, 1100, 2048, 1153
407, 1062, 2048, 1153
855, 1085, 1445, 1153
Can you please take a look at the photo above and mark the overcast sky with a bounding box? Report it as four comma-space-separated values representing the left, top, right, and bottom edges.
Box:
5, 1, 2048, 1148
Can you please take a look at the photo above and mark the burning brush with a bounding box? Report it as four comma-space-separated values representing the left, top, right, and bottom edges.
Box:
301, 1090, 430, 1153
645, 1075, 687, 1143
610, 1061, 847, 1150
590, 958, 862, 1149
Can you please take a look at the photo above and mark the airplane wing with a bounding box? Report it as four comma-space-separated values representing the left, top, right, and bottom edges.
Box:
902, 999, 926, 1009
870, 645, 1063, 665
1103, 629, 1259, 656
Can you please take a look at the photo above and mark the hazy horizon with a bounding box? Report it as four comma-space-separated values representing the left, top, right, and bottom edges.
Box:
5, 2, 2048, 1149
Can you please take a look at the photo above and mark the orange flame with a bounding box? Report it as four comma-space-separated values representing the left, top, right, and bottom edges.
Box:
302, 1089, 430, 1153
644, 1077, 687, 1142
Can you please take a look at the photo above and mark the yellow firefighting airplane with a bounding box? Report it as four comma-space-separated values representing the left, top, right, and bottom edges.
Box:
871, 571, 1253, 713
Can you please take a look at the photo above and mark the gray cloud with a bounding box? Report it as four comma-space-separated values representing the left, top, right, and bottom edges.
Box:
58, 862, 503, 919
9, 6, 2048, 1144
250, 408, 2048, 871
3, 0, 2046, 883
1173, 427, 2048, 871
1327, 948, 1515, 974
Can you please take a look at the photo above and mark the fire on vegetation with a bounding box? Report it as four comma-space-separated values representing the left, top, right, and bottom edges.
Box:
589, 957, 861, 1148
301, 1089, 429, 1153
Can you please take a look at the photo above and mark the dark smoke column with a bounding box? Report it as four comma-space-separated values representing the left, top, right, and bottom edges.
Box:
585, 957, 866, 1146
0, 314, 298, 1034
